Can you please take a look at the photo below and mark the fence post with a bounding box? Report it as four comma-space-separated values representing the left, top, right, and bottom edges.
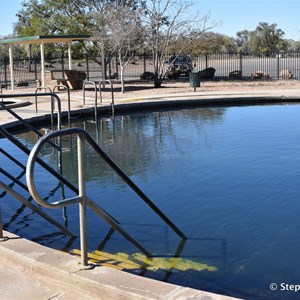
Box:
205, 54, 208, 69
143, 52, 146, 73
85, 53, 89, 81
240, 52, 243, 78
276, 51, 280, 80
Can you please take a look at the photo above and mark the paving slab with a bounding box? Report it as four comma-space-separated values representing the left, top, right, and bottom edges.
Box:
0, 231, 238, 300
1, 87, 300, 127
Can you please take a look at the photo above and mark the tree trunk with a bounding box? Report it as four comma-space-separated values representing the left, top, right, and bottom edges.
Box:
154, 72, 163, 88
120, 65, 125, 93
119, 51, 125, 93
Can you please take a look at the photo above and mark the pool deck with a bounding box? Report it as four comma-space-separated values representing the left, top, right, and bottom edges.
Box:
1, 86, 299, 299
1, 87, 300, 126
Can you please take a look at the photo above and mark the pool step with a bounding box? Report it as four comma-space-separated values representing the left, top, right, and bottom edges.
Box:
70, 249, 217, 272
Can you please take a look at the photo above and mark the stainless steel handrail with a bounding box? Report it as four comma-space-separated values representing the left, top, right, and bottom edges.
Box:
52, 85, 71, 127
98, 80, 115, 119
26, 128, 186, 265
0, 102, 60, 152
26, 129, 151, 264
0, 92, 62, 131
0, 110, 73, 238
34, 86, 52, 114
82, 80, 115, 119
0, 124, 119, 230
0, 180, 75, 237
0, 148, 26, 170
82, 80, 97, 106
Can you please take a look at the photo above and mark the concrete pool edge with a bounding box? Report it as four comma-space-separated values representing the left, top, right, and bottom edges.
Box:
0, 99, 32, 110
1, 91, 294, 299
3, 93, 300, 131
0, 230, 237, 299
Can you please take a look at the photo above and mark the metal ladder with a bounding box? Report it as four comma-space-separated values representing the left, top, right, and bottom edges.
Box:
82, 80, 115, 120
0, 94, 71, 238
26, 127, 186, 265
34, 85, 71, 128
0, 94, 186, 266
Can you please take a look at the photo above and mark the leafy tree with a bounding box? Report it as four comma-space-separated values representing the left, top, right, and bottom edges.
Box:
15, 0, 92, 36
221, 36, 238, 53
180, 32, 228, 55
286, 39, 300, 52
194, 32, 237, 55
14, 0, 145, 62
0, 43, 27, 59
14, 0, 93, 58
247, 22, 287, 55
236, 30, 251, 53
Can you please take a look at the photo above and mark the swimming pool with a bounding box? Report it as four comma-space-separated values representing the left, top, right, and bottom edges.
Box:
2, 103, 300, 299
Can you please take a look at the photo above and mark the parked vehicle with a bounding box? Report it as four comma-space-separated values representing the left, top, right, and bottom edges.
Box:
166, 55, 193, 78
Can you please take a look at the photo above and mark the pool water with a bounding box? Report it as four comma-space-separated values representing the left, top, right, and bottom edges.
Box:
2, 104, 300, 299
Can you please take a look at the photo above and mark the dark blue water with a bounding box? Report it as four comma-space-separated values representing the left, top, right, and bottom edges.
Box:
2, 104, 300, 299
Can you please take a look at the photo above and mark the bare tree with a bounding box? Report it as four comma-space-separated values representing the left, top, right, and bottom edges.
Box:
104, 4, 144, 93
89, 1, 144, 92
142, 0, 218, 88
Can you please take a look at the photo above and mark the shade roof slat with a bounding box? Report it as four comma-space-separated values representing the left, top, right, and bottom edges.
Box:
0, 35, 91, 45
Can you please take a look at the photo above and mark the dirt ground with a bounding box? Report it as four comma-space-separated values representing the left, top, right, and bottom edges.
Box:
7, 78, 300, 101
71, 79, 300, 101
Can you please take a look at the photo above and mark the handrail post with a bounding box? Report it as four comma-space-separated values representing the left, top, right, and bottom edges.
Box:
53, 85, 71, 127
99, 80, 114, 119
77, 134, 88, 266
35, 86, 52, 114
82, 80, 97, 106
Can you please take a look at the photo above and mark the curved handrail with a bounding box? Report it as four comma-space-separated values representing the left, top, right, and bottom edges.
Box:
82, 80, 97, 106
98, 79, 114, 118
26, 127, 186, 264
34, 86, 52, 114
26, 128, 152, 263
27, 127, 186, 238
1, 92, 62, 131
53, 85, 71, 127
82, 80, 115, 120
0, 124, 117, 225
0, 180, 75, 237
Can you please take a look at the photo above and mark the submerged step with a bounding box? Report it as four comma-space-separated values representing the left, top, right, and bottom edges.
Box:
70, 249, 217, 272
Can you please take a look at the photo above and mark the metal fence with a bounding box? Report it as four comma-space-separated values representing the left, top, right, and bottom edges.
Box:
195, 53, 300, 79
1, 52, 300, 88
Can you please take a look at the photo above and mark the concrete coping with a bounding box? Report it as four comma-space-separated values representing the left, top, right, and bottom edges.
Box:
2, 90, 290, 299
0, 231, 238, 299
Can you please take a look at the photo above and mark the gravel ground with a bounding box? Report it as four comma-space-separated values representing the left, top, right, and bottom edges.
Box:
71, 79, 300, 101
6, 79, 300, 101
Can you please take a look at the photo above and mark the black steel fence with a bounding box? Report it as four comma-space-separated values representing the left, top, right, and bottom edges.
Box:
195, 52, 300, 79
1, 52, 300, 88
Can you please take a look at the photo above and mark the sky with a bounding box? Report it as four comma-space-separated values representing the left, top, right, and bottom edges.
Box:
0, 0, 300, 40
199, 0, 300, 40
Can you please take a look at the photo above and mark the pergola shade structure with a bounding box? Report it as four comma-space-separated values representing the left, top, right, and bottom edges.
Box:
0, 35, 90, 90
